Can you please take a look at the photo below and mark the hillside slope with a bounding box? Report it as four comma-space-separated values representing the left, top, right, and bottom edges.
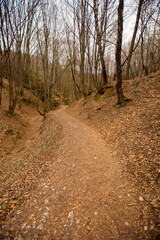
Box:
68, 71, 160, 238
0, 72, 159, 239
0, 80, 62, 228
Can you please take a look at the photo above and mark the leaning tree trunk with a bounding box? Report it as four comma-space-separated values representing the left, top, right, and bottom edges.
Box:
125, 0, 144, 79
116, 0, 125, 106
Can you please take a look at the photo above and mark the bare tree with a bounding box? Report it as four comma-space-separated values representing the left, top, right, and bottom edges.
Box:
93, 0, 108, 87
0, 0, 17, 114
0, 0, 40, 113
77, 0, 88, 96
140, 12, 149, 75
116, 0, 124, 106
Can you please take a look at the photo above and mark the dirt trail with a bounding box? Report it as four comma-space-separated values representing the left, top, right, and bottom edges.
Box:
2, 106, 144, 240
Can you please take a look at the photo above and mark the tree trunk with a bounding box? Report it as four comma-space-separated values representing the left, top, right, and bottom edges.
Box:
8, 57, 17, 114
141, 32, 148, 75
125, 0, 144, 79
70, 62, 81, 99
0, 42, 2, 104
93, 0, 108, 87
0, 74, 2, 105
150, 10, 159, 73
102, 57, 108, 86
116, 0, 124, 106
27, 44, 32, 102
36, 49, 39, 79
16, 39, 25, 98
80, 49, 85, 96
80, 1, 86, 96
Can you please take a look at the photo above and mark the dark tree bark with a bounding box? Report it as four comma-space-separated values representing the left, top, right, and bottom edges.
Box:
116, 0, 124, 106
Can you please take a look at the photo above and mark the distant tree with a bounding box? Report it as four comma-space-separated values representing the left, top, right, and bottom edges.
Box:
0, 0, 40, 113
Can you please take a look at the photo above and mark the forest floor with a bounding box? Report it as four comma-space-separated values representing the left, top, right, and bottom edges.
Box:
0, 72, 160, 239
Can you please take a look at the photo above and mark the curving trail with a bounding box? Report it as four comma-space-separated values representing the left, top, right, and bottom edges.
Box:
2, 106, 142, 240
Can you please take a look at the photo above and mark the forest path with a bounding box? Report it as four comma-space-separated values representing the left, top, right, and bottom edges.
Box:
3, 106, 142, 240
